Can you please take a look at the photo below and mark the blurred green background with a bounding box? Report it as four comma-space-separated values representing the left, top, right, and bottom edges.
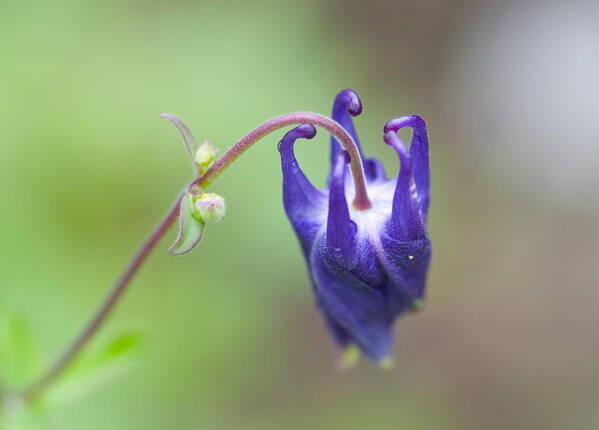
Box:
1, 0, 598, 429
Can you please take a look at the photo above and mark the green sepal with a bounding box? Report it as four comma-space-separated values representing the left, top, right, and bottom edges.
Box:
169, 192, 205, 256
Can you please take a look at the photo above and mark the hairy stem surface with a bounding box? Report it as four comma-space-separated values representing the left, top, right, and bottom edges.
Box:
193, 112, 372, 210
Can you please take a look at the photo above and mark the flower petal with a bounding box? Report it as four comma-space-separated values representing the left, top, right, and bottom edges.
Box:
329, 89, 386, 184
312, 254, 394, 362
384, 116, 430, 219
326, 151, 357, 265
330, 89, 364, 170
278, 125, 327, 255
321, 310, 353, 348
380, 233, 432, 302
384, 130, 425, 241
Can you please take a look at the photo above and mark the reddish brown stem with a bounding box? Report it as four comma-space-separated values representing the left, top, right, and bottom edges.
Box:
19, 110, 373, 402
20, 192, 184, 401
193, 112, 372, 210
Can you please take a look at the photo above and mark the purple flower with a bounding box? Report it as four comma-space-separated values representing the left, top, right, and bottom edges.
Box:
278, 89, 431, 364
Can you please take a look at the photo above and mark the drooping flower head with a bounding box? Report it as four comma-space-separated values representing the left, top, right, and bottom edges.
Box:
278, 89, 431, 365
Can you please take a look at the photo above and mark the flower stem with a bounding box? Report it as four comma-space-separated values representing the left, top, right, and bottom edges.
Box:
193, 112, 373, 210
20, 192, 184, 401
18, 110, 372, 402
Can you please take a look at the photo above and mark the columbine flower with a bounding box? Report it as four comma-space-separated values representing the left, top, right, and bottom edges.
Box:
278, 89, 431, 365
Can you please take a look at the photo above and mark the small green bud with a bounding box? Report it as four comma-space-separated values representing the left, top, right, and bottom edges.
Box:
193, 192, 225, 224
194, 140, 218, 174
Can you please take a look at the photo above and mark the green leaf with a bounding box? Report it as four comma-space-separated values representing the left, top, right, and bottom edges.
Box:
0, 311, 48, 429
69, 332, 140, 375
45, 332, 141, 407
0, 312, 41, 390
1, 396, 48, 430
169, 192, 205, 256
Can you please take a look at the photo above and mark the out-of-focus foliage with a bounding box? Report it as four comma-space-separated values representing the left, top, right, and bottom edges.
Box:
0, 312, 41, 390
0, 312, 45, 429
1, 0, 598, 429
45, 332, 141, 408
0, 309, 140, 428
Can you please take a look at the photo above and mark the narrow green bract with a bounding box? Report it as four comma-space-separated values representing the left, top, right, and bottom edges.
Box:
168, 193, 205, 256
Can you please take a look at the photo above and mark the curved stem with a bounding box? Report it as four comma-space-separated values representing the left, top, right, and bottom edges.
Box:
20, 191, 184, 401
194, 112, 372, 210
17, 110, 372, 402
